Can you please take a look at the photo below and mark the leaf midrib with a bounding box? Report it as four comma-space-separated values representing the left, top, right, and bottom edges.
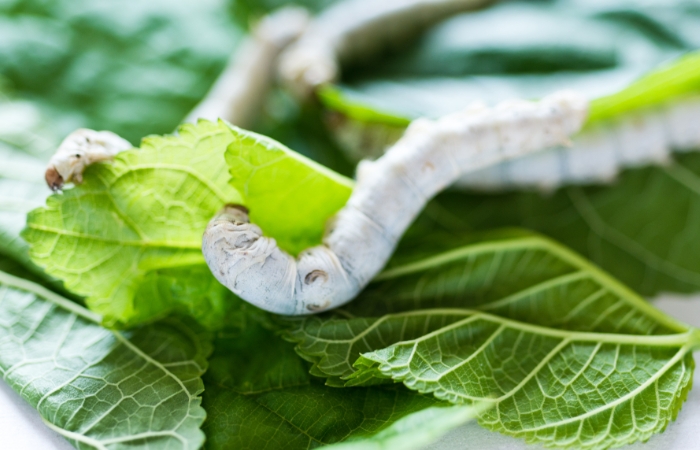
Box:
373, 236, 688, 333
353, 308, 699, 348
109, 163, 231, 204
302, 309, 696, 358
26, 224, 202, 250
0, 270, 101, 322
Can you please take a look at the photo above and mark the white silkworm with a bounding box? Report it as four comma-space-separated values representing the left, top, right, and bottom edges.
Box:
44, 129, 132, 191
278, 0, 494, 98
455, 97, 700, 191
186, 7, 309, 127
202, 90, 589, 315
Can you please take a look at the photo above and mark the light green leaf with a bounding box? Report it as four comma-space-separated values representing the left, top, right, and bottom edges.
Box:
0, 270, 211, 449
286, 233, 699, 449
23, 120, 245, 329
226, 126, 354, 255
324, 49, 700, 132
589, 51, 700, 122
426, 152, 700, 297
202, 324, 444, 449
317, 403, 490, 450
0, 91, 100, 295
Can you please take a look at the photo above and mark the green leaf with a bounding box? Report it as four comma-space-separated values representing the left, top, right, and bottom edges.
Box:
0, 269, 211, 449
23, 120, 245, 329
316, 403, 490, 450
0, 145, 47, 268
1, 0, 242, 145
226, 126, 354, 255
286, 233, 699, 449
425, 152, 700, 297
202, 324, 444, 449
0, 93, 100, 293
0, 140, 78, 294
589, 51, 700, 122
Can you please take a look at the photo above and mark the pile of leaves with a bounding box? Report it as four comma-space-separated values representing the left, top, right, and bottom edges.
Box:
3, 0, 700, 450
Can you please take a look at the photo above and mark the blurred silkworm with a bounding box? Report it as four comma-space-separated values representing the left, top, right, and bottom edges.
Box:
278, 0, 495, 98
457, 97, 700, 190
186, 6, 310, 127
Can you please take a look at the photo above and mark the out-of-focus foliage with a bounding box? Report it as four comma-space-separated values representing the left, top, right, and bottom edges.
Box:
229, 0, 339, 25
3, 1, 700, 449
0, 0, 241, 144
327, 0, 700, 120
202, 324, 445, 449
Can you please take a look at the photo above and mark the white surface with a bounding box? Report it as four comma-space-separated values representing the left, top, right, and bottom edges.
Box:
0, 378, 74, 450
1, 296, 700, 449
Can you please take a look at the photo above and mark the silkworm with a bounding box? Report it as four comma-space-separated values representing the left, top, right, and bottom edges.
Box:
202, 90, 588, 315
278, 0, 494, 98
455, 97, 700, 191
45, 129, 132, 191
186, 6, 309, 127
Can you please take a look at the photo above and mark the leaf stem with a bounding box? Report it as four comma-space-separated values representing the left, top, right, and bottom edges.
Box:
347, 308, 700, 348
691, 328, 700, 350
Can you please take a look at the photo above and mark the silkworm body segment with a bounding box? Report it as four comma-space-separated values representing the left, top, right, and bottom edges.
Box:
202, 91, 589, 315
455, 97, 700, 190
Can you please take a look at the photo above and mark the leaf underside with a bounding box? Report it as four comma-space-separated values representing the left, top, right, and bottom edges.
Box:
285, 233, 698, 449
0, 271, 211, 450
